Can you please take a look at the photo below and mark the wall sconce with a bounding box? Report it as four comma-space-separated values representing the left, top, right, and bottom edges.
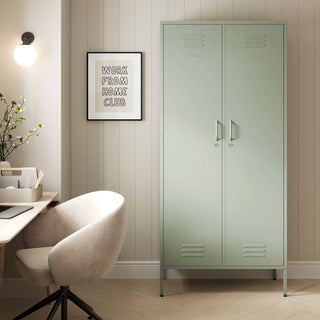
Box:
13, 32, 37, 67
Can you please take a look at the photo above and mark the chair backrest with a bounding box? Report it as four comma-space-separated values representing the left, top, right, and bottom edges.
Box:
23, 191, 127, 285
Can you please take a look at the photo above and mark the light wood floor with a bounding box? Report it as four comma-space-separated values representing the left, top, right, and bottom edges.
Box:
2, 279, 320, 319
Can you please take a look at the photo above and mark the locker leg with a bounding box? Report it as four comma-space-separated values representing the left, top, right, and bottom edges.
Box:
272, 269, 277, 280
160, 267, 164, 297
283, 268, 287, 297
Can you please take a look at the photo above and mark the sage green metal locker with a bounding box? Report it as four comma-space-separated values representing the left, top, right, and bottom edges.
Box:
161, 21, 287, 296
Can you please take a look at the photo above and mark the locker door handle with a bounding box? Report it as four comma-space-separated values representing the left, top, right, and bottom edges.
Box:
229, 120, 234, 141
215, 120, 221, 141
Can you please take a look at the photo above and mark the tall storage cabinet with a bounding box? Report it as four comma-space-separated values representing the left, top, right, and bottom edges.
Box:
160, 21, 287, 296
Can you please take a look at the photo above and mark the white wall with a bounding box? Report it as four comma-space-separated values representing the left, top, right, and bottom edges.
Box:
71, 0, 320, 263
0, 0, 71, 279
2, 0, 320, 291
0, 0, 62, 196
71, 0, 161, 262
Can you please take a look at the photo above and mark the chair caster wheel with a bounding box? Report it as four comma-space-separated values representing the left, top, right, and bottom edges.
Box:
283, 294, 287, 297
160, 294, 163, 297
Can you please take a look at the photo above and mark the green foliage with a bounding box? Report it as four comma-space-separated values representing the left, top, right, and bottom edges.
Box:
0, 93, 44, 161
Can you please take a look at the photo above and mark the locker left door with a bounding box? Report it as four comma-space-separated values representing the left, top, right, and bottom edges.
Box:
163, 24, 223, 267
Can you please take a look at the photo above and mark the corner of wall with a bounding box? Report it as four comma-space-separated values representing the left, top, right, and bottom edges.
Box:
61, 0, 71, 202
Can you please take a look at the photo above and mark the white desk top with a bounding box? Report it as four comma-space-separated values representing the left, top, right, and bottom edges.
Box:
0, 191, 58, 244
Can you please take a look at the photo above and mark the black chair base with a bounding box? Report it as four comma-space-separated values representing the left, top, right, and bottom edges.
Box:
12, 286, 103, 320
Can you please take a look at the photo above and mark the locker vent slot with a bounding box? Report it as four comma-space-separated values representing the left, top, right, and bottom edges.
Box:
181, 244, 204, 257
243, 34, 266, 47
182, 34, 205, 48
243, 244, 266, 257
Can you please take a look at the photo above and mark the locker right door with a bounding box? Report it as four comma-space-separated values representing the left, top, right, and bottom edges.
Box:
225, 24, 284, 266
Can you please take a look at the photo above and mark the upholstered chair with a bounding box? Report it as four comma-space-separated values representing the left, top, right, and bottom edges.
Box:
13, 191, 127, 320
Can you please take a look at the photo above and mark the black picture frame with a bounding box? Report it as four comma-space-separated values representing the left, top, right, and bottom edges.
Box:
87, 52, 142, 121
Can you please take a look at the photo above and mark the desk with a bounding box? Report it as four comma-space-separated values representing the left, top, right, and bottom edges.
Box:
0, 191, 58, 298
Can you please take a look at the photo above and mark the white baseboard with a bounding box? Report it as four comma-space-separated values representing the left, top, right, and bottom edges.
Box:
286, 261, 320, 279
107, 261, 160, 279
3, 261, 320, 298
107, 261, 320, 280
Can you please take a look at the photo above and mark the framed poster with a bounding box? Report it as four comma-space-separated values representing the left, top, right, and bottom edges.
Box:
87, 52, 142, 120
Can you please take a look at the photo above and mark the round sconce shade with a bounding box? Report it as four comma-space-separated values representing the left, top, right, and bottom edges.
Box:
13, 44, 37, 67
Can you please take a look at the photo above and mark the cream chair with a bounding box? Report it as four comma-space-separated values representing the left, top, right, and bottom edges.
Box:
13, 191, 127, 320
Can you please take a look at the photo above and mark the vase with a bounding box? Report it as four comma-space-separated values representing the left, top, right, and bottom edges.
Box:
0, 161, 11, 176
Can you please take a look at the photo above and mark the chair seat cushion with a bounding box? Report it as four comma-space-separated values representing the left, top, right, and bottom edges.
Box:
15, 247, 55, 286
